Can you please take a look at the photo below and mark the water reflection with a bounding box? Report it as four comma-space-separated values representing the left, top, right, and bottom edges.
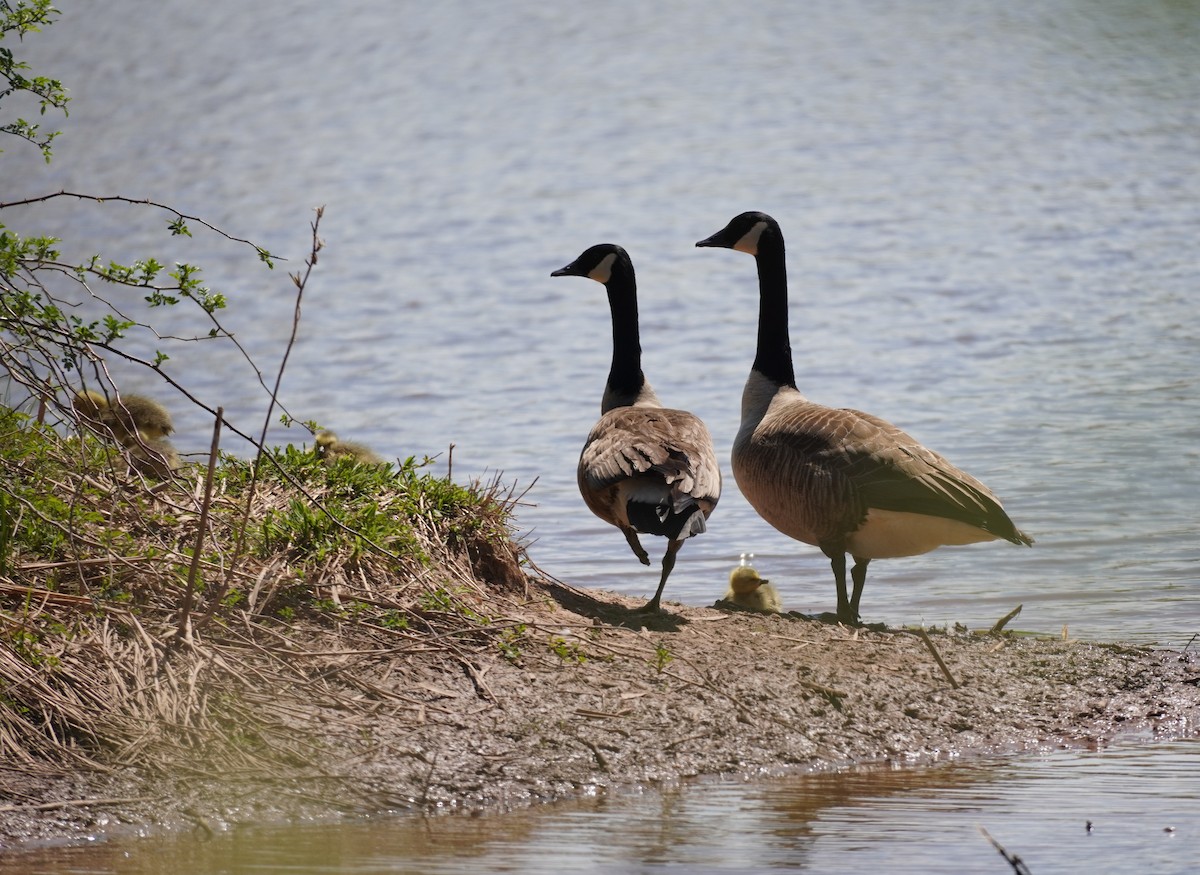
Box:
4, 738, 1196, 874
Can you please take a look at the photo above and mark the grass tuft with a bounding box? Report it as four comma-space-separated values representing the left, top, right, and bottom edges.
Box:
0, 403, 531, 776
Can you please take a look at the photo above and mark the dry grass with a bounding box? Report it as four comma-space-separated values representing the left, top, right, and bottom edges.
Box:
0, 202, 537, 803
0, 402, 531, 787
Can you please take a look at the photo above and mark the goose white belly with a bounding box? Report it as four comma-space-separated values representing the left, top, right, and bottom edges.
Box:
735, 472, 1000, 559
846, 508, 999, 558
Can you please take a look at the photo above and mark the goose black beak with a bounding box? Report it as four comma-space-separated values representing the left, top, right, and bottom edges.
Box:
695, 229, 737, 249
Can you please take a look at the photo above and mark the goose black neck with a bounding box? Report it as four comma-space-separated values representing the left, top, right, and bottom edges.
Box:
752, 231, 797, 389
605, 262, 647, 402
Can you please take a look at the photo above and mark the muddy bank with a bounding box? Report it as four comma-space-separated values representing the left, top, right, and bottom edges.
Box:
1, 575, 1197, 848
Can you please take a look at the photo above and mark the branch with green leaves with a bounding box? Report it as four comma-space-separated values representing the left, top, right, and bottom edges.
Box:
0, 0, 69, 162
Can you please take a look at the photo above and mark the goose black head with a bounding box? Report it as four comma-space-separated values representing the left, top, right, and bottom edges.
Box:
551, 243, 632, 286
696, 211, 781, 256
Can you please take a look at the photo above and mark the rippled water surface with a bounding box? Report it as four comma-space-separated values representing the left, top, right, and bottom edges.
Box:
3, 0, 1198, 869
7, 0, 1198, 642
3, 738, 1198, 873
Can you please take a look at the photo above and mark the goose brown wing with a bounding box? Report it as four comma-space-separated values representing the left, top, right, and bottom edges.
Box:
763, 404, 1025, 541
579, 407, 721, 507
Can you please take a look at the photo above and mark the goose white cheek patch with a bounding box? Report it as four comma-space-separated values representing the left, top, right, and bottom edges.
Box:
734, 221, 767, 255
588, 252, 618, 284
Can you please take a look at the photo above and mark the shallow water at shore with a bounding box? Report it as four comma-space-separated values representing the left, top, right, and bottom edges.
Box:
2, 737, 1197, 873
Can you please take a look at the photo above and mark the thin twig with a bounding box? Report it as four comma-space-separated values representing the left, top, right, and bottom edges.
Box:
978, 826, 1033, 874
990, 604, 1022, 634
917, 627, 960, 689
177, 407, 223, 643
0, 191, 277, 253
199, 207, 324, 629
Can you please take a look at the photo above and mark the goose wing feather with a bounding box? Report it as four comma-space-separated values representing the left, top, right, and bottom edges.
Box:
580, 407, 720, 506
758, 402, 1028, 542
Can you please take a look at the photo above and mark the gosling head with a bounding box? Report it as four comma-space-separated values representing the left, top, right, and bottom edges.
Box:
695, 211, 781, 256
72, 389, 109, 422
314, 430, 340, 460
728, 564, 769, 596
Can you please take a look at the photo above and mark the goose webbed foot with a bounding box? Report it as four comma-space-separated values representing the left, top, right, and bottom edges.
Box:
636, 539, 683, 613
634, 595, 663, 613
836, 607, 863, 626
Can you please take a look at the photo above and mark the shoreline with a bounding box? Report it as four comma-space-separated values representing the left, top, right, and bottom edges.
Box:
1, 574, 1197, 849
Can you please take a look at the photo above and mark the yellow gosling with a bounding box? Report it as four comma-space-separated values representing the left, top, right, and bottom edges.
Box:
123, 431, 182, 479
72, 390, 174, 441
314, 430, 386, 465
724, 565, 783, 613
110, 394, 174, 440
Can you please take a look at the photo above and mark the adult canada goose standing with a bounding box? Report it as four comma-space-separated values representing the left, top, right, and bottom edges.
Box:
696, 212, 1032, 625
552, 243, 722, 613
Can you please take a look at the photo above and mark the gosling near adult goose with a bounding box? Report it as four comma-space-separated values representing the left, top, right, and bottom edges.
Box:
552, 243, 721, 613
314, 430, 386, 466
696, 211, 1032, 625
725, 565, 783, 613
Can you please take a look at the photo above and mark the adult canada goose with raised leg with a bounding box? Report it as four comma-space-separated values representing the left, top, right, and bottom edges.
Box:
696, 211, 1031, 625
552, 243, 721, 613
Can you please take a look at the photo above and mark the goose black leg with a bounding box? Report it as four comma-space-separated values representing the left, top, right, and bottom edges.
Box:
822, 546, 858, 624
849, 556, 870, 623
638, 538, 683, 612
621, 527, 650, 566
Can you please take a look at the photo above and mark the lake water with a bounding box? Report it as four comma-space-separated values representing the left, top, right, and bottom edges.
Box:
2, 0, 1198, 870
1, 737, 1197, 873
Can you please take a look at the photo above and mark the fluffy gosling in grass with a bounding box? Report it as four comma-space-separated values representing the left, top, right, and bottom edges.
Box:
124, 431, 183, 479
724, 558, 783, 614
72, 389, 181, 479
72, 389, 174, 441
314, 430, 386, 466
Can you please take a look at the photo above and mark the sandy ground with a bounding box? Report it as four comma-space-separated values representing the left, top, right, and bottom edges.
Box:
1, 575, 1198, 848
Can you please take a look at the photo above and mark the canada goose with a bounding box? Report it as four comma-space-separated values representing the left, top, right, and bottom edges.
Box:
552, 243, 721, 613
725, 564, 783, 613
72, 390, 174, 442
696, 211, 1032, 625
314, 430, 386, 465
